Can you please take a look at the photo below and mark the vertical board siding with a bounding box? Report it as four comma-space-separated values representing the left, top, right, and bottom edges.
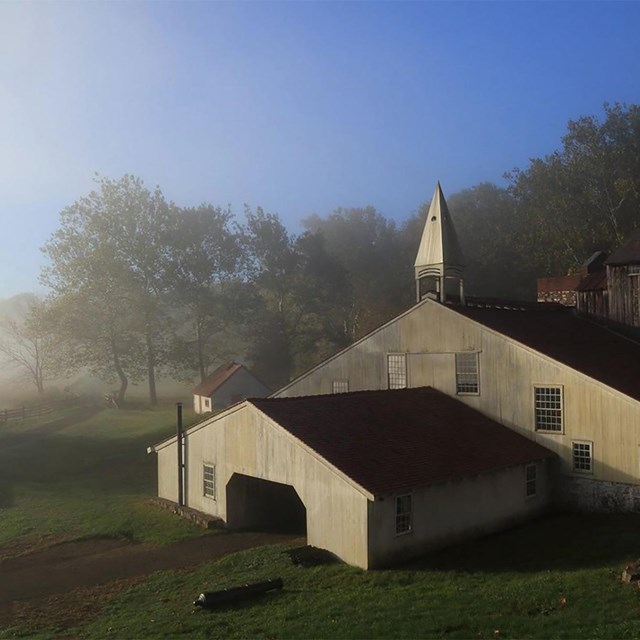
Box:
608, 265, 640, 327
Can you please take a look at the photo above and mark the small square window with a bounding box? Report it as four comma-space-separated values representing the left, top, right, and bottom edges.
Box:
572, 441, 593, 474
534, 386, 563, 432
203, 464, 216, 498
395, 493, 412, 535
332, 380, 349, 393
525, 464, 537, 497
455, 352, 479, 394
388, 354, 407, 389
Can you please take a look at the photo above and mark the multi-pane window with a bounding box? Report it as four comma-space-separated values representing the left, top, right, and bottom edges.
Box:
332, 380, 349, 393
203, 464, 216, 498
395, 494, 412, 535
387, 354, 407, 389
455, 352, 479, 394
572, 441, 593, 473
534, 386, 563, 431
525, 464, 537, 497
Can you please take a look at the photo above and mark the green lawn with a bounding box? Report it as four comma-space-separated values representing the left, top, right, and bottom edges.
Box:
0, 403, 205, 548
70, 513, 640, 639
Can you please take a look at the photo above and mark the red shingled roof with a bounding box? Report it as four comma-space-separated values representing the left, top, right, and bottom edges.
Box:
193, 362, 243, 397
451, 303, 640, 401
250, 387, 554, 496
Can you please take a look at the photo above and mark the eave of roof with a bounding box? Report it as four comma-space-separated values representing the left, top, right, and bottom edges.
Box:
575, 271, 607, 292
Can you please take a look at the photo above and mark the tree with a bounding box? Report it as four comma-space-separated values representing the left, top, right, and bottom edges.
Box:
0, 299, 56, 395
506, 102, 640, 278
241, 207, 348, 387
166, 203, 244, 382
447, 183, 532, 300
303, 206, 410, 341
41, 174, 174, 405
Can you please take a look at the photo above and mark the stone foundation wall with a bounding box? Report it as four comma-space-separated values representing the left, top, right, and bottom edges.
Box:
555, 476, 640, 512
148, 497, 226, 529
537, 290, 577, 306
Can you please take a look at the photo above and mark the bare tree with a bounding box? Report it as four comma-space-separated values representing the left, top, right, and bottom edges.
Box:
0, 301, 55, 395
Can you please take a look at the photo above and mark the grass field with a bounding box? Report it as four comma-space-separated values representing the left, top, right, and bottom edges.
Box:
2, 405, 640, 639
63, 513, 640, 639
0, 403, 205, 548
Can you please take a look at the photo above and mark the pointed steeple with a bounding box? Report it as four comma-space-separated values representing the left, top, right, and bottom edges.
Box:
414, 182, 465, 303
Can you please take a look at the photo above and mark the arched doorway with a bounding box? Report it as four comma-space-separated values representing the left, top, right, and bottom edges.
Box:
226, 473, 306, 534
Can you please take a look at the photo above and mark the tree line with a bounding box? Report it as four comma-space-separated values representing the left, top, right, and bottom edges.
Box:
3, 102, 639, 402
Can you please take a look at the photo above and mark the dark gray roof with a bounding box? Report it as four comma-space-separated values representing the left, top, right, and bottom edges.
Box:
606, 230, 640, 265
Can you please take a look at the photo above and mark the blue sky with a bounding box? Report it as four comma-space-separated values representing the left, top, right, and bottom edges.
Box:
1, 1, 640, 298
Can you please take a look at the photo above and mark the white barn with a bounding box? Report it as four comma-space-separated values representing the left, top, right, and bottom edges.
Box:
192, 362, 270, 414
150, 387, 554, 569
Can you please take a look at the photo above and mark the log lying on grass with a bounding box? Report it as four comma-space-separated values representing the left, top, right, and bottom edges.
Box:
193, 578, 284, 609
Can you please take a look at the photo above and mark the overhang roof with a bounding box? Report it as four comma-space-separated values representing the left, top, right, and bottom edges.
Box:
250, 387, 554, 496
575, 270, 607, 292
606, 229, 640, 265
192, 362, 243, 397
451, 301, 640, 401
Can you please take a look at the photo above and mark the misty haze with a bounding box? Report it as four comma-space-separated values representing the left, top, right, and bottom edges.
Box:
2, 2, 640, 638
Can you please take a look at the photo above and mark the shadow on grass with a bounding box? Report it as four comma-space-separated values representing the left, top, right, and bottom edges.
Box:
0, 473, 14, 508
402, 512, 640, 573
0, 422, 165, 497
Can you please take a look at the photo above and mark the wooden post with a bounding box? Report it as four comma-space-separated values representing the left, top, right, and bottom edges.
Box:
176, 402, 184, 507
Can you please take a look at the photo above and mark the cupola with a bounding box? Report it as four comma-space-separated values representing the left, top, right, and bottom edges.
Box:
414, 182, 465, 303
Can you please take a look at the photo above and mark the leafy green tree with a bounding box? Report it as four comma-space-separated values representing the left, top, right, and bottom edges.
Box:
447, 183, 533, 300
304, 206, 410, 341
166, 204, 245, 382
506, 102, 640, 278
241, 207, 348, 387
41, 174, 173, 405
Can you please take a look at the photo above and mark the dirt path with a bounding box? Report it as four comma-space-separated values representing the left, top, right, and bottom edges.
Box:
0, 531, 299, 628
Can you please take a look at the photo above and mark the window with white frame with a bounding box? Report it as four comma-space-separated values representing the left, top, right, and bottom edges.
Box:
534, 386, 563, 432
332, 380, 349, 393
387, 354, 407, 389
455, 352, 479, 394
525, 464, 537, 497
204, 397, 211, 410
395, 493, 412, 535
203, 464, 216, 498
572, 441, 593, 473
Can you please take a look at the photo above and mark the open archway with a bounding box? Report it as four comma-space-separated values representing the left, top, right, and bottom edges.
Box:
226, 473, 307, 535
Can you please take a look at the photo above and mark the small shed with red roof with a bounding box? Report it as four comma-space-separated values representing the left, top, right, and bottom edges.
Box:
192, 362, 271, 414
151, 386, 555, 569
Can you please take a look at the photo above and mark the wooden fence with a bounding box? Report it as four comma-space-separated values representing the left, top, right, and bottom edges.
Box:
0, 399, 67, 423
